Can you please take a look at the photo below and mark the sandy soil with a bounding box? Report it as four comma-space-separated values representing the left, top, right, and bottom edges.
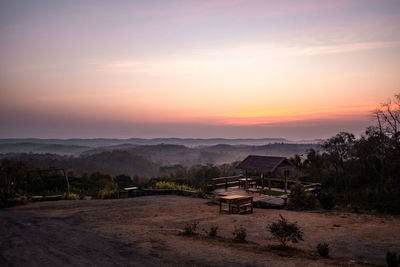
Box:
1, 195, 399, 266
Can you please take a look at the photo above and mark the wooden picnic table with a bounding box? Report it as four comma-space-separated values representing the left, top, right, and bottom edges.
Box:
219, 195, 253, 214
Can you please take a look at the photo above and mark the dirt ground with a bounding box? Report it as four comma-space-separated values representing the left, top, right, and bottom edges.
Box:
1, 195, 399, 266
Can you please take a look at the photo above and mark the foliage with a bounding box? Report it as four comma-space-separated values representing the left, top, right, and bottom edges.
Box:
153, 181, 199, 192
0, 193, 28, 208
317, 242, 330, 258
98, 181, 119, 199
268, 215, 304, 247
183, 221, 198, 235
114, 174, 133, 189
0, 188, 8, 208
208, 225, 219, 237
386, 251, 400, 267
63, 193, 80, 200
318, 190, 336, 210
69, 176, 101, 197
289, 94, 400, 214
232, 226, 247, 242
374, 93, 400, 142
287, 183, 318, 210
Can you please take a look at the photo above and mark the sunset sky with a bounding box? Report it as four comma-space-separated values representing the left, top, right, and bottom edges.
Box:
1, 0, 399, 140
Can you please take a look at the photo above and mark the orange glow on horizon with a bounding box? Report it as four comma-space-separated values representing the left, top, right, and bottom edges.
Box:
217, 104, 376, 126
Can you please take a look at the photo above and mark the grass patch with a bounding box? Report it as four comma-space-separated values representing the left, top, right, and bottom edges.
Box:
261, 190, 287, 196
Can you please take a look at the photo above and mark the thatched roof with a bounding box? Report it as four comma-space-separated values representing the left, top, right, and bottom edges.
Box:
236, 155, 294, 173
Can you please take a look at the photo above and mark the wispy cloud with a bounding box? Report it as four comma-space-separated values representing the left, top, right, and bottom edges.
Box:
100, 40, 400, 75
298, 41, 400, 56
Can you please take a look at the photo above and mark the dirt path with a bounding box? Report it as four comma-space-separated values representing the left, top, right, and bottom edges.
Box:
1, 196, 399, 266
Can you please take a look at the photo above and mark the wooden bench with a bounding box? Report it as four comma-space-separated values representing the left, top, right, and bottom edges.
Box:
231, 197, 253, 214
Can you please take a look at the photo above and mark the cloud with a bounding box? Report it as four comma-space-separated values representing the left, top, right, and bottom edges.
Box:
100, 40, 400, 75
298, 41, 400, 56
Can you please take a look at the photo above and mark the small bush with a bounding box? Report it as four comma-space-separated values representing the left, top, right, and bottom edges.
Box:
287, 183, 318, 210
232, 226, 247, 242
268, 215, 304, 248
208, 225, 218, 237
386, 251, 399, 267
98, 181, 119, 199
63, 193, 80, 200
183, 221, 198, 235
317, 242, 330, 257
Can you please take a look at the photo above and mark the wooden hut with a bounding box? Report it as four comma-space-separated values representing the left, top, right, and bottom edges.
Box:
236, 155, 296, 194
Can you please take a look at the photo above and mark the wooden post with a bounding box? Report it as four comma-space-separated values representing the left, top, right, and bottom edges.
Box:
285, 177, 288, 193
225, 178, 228, 191
212, 179, 215, 191
268, 178, 271, 196
284, 170, 288, 193
261, 173, 264, 190
62, 169, 70, 198
245, 176, 248, 190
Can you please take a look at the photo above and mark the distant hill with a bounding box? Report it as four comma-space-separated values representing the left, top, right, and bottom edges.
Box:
0, 142, 90, 155
0, 137, 321, 155
0, 142, 320, 177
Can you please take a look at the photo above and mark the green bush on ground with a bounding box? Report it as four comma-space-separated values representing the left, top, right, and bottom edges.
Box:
268, 215, 304, 248
153, 181, 199, 192
98, 181, 119, 199
183, 221, 198, 235
317, 242, 330, 257
232, 226, 247, 242
208, 225, 218, 237
63, 193, 80, 200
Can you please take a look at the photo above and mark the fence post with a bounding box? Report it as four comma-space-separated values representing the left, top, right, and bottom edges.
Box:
225, 178, 228, 191
268, 178, 271, 196
261, 173, 264, 190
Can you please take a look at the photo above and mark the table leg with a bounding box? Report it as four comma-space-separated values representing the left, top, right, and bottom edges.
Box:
219, 200, 222, 212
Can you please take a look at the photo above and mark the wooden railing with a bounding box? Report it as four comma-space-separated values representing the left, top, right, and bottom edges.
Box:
208, 176, 321, 192
210, 175, 241, 191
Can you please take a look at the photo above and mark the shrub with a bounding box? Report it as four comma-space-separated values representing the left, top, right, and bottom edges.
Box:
386, 251, 399, 267
232, 226, 247, 242
183, 221, 198, 235
317, 242, 330, 257
154, 181, 198, 192
318, 191, 336, 210
98, 181, 119, 199
2, 193, 28, 207
268, 215, 304, 248
208, 225, 218, 237
63, 193, 80, 200
287, 183, 318, 210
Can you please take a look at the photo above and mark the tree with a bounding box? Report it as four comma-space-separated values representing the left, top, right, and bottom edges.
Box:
0, 159, 28, 196
303, 149, 326, 183
322, 132, 355, 191
373, 93, 400, 144
114, 174, 132, 188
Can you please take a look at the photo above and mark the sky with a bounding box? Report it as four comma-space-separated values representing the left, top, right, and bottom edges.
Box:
0, 0, 399, 140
